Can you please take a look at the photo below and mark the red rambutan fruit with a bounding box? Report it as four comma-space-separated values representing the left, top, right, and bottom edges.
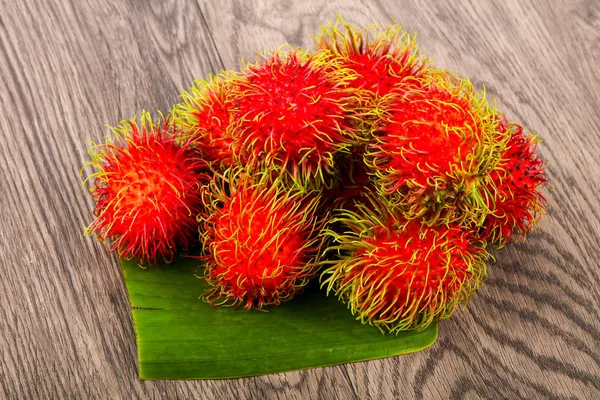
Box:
479, 118, 549, 246
365, 71, 508, 226
321, 199, 489, 332
84, 112, 208, 265
316, 16, 429, 98
228, 48, 361, 187
175, 74, 237, 169
200, 167, 325, 309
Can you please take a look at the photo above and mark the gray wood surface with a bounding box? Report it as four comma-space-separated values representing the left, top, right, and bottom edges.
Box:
1, 0, 599, 398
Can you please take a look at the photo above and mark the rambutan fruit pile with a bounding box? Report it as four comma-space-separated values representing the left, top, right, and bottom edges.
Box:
84, 16, 549, 333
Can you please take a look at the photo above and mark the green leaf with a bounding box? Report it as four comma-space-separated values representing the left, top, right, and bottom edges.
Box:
120, 257, 438, 380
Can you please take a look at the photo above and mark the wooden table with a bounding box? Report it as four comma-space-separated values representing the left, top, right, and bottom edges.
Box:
1, 1, 599, 398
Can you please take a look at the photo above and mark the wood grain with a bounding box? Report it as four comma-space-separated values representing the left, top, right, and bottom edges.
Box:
1, 0, 598, 398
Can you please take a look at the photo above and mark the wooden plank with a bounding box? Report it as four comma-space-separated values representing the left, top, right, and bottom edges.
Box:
0, 0, 598, 397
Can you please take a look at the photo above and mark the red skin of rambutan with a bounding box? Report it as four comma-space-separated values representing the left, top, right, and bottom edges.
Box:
229, 50, 359, 185
201, 169, 324, 309
365, 72, 505, 226
372, 82, 479, 189
322, 203, 488, 332
177, 76, 236, 169
317, 18, 428, 97
480, 119, 548, 245
86, 115, 208, 264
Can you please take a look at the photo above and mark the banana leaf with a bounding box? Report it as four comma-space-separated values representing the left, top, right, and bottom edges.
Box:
120, 258, 438, 380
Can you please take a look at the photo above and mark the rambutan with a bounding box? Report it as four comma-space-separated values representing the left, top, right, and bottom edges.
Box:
316, 16, 429, 98
175, 74, 236, 169
321, 199, 489, 332
479, 118, 549, 245
365, 71, 508, 226
200, 168, 325, 309
84, 112, 208, 265
228, 48, 360, 187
